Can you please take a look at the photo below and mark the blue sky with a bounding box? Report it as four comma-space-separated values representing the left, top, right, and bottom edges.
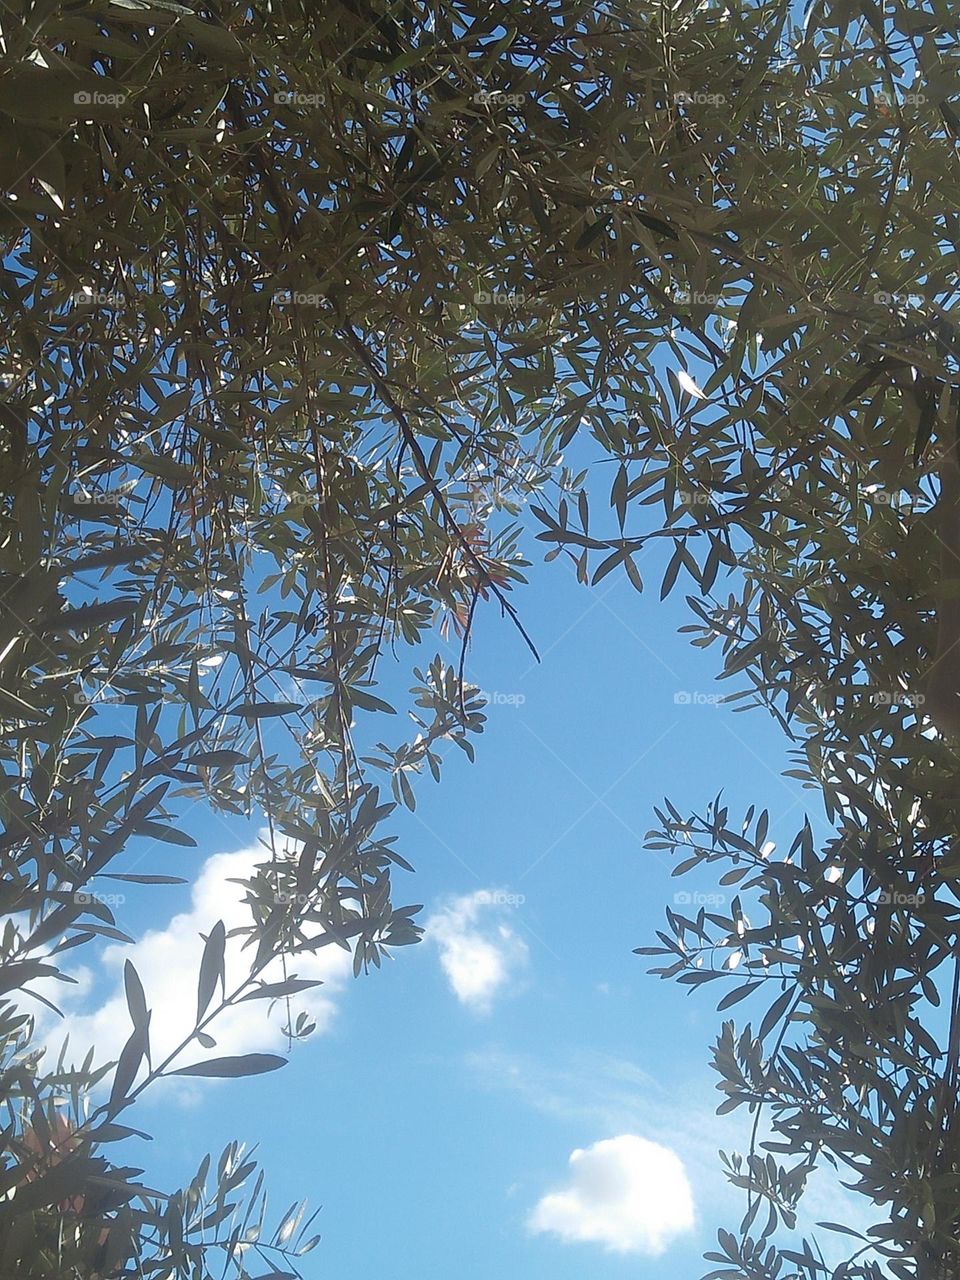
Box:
36, 515, 866, 1278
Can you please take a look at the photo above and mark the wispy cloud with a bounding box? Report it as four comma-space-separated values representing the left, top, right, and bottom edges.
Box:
528, 1133, 695, 1255
425, 889, 528, 1012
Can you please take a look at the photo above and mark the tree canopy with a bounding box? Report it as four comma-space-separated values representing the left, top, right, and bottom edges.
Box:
0, 0, 958, 1275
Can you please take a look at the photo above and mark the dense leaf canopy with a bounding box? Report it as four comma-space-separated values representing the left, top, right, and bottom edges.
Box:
0, 0, 957, 1275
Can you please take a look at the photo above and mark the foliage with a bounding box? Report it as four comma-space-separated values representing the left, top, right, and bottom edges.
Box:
0, 0, 957, 1273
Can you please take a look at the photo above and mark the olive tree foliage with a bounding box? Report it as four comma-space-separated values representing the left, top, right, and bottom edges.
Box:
615, 18, 960, 1280
0, 0, 956, 1273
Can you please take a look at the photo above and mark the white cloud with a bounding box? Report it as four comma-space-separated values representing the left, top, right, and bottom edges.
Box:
472, 1048, 875, 1260
39, 840, 352, 1080
425, 889, 527, 1012
528, 1134, 695, 1256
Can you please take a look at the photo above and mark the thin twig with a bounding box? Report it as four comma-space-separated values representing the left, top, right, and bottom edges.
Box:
339, 321, 540, 663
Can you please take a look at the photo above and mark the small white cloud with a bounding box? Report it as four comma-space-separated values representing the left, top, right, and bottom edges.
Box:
39, 841, 352, 1078
528, 1134, 695, 1256
425, 889, 527, 1013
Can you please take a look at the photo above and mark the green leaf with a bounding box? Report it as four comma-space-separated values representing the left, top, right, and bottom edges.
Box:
349, 688, 396, 714
592, 548, 626, 585
611, 464, 628, 529
632, 210, 678, 240
717, 981, 762, 1011
660, 545, 684, 600
123, 959, 149, 1032
575, 213, 612, 249
758, 988, 794, 1042
132, 451, 195, 485
171, 1053, 287, 1079
109, 1024, 148, 1111
623, 554, 644, 593
230, 701, 303, 718
189, 750, 250, 767
39, 597, 139, 634
240, 979, 323, 1001
817, 1221, 867, 1239
196, 920, 226, 1025
103, 874, 188, 884
131, 821, 197, 847
397, 769, 416, 810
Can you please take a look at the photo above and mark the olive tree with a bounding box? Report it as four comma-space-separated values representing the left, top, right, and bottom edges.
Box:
0, 0, 956, 1274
